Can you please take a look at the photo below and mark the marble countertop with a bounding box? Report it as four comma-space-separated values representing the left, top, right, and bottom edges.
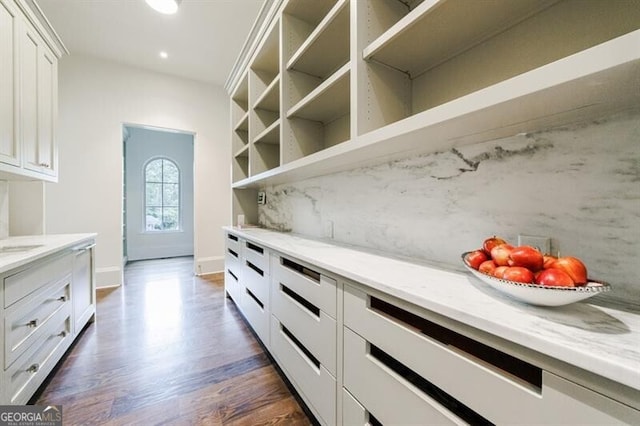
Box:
224, 226, 640, 393
0, 234, 97, 275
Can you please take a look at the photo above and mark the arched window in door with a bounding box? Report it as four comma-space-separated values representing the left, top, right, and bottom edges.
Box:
144, 157, 180, 231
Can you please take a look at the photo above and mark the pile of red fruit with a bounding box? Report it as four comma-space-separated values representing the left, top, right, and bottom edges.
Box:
465, 236, 588, 287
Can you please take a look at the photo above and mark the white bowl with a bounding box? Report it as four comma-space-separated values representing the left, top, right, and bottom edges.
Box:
461, 252, 611, 307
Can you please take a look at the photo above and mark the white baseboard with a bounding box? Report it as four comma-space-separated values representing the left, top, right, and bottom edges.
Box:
96, 266, 122, 288
195, 256, 224, 276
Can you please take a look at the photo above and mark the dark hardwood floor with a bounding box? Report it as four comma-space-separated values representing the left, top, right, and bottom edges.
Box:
34, 256, 311, 425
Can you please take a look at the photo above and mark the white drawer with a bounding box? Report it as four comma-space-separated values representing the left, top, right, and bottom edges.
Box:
244, 240, 269, 275
241, 287, 270, 348
272, 281, 336, 376
4, 275, 71, 368
4, 252, 73, 308
342, 388, 369, 426
344, 327, 466, 425
243, 259, 269, 306
5, 313, 72, 405
272, 255, 336, 318
540, 372, 640, 425
225, 245, 241, 271
344, 284, 543, 424
270, 314, 336, 426
224, 268, 243, 305
225, 232, 241, 253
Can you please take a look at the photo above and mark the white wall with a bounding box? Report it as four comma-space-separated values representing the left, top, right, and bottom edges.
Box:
259, 111, 640, 307
46, 55, 231, 287
125, 126, 194, 261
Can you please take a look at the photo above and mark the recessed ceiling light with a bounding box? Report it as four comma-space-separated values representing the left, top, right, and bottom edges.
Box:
160, 51, 168, 59
146, 0, 181, 15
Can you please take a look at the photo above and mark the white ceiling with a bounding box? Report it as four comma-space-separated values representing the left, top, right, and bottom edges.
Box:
37, 0, 265, 87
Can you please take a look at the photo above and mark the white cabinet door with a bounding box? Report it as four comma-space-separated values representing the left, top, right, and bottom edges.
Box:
20, 17, 57, 177
72, 243, 96, 335
0, 0, 19, 166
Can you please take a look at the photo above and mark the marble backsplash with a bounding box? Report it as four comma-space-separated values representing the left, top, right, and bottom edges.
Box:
258, 111, 640, 307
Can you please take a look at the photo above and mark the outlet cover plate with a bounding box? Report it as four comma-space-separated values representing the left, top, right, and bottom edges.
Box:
518, 235, 551, 254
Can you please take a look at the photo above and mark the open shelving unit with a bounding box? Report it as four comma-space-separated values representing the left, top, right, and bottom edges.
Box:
228, 0, 640, 223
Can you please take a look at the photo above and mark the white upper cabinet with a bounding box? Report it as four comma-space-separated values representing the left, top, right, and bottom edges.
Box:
0, 0, 65, 182
0, 0, 19, 167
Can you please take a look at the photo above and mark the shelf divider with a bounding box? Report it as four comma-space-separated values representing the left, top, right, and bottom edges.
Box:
287, 63, 350, 122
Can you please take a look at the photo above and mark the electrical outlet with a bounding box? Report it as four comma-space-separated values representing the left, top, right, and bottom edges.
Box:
257, 191, 266, 205
518, 235, 552, 254
323, 220, 334, 239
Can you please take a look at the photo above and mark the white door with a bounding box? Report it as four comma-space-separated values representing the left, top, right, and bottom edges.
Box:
0, 0, 19, 166
125, 126, 194, 261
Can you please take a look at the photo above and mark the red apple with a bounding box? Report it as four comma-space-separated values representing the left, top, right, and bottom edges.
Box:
543, 255, 557, 269
502, 266, 534, 283
465, 250, 488, 270
535, 268, 575, 287
490, 244, 514, 266
483, 236, 507, 255
478, 260, 497, 276
550, 256, 588, 285
508, 246, 544, 271
493, 266, 509, 279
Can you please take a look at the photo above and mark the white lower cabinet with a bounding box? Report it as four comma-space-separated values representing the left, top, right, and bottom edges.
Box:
270, 314, 336, 425
0, 238, 96, 404
223, 230, 639, 425
343, 283, 640, 425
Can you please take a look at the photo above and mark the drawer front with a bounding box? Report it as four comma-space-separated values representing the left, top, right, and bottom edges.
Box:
225, 245, 241, 272
272, 255, 336, 318
270, 315, 336, 426
5, 313, 72, 405
540, 372, 640, 424
344, 284, 541, 424
224, 268, 243, 305
344, 327, 465, 426
4, 252, 73, 307
244, 240, 269, 274
272, 281, 336, 376
5, 276, 71, 368
343, 388, 368, 426
243, 259, 269, 306
241, 287, 269, 347
225, 232, 241, 253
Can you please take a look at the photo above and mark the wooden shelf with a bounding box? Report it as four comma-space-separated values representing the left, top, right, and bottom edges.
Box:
363, 0, 557, 78
234, 144, 249, 159
287, 63, 349, 123
233, 31, 640, 189
252, 19, 279, 74
254, 119, 280, 145
231, 73, 249, 107
234, 111, 249, 132
286, 0, 349, 78
254, 75, 280, 112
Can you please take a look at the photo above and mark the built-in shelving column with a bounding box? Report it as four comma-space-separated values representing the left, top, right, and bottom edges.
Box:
281, 0, 351, 165
231, 73, 249, 182
249, 18, 281, 177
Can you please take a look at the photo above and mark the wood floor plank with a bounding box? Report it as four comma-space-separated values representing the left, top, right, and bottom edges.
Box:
33, 256, 311, 426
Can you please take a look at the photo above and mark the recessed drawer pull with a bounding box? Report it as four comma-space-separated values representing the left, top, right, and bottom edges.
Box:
228, 248, 238, 258
228, 234, 238, 242
246, 242, 264, 254
227, 269, 238, 281
26, 363, 40, 373
58, 331, 67, 338
281, 323, 320, 369
281, 257, 320, 283
281, 284, 320, 317
57, 295, 67, 302
26, 319, 38, 328
246, 261, 264, 276
246, 288, 264, 309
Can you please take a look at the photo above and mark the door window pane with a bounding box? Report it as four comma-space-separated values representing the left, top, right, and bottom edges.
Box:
144, 158, 180, 231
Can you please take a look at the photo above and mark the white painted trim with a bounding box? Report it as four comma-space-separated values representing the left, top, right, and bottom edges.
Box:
96, 266, 122, 288
195, 256, 224, 276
